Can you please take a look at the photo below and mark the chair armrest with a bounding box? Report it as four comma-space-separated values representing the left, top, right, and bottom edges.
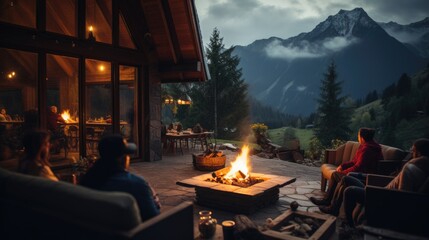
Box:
324, 149, 337, 164
365, 186, 429, 237
366, 174, 394, 187
376, 160, 403, 176
127, 201, 194, 240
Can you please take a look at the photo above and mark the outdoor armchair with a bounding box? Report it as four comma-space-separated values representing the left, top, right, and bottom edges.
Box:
364, 174, 429, 239
320, 141, 407, 191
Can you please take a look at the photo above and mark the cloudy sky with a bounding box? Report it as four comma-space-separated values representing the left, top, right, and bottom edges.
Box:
195, 0, 429, 48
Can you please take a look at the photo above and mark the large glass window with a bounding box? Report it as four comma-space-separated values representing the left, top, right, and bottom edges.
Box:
46, 0, 77, 36
120, 65, 138, 156
47, 54, 79, 160
0, 0, 36, 28
85, 59, 112, 155
119, 12, 136, 49
0, 48, 37, 161
86, 0, 112, 44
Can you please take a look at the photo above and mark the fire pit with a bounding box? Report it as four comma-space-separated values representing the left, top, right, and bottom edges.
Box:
177, 146, 296, 214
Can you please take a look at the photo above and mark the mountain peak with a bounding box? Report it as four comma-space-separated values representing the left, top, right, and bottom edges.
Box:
311, 8, 378, 37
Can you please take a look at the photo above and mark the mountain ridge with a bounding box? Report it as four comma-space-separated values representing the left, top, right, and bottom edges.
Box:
233, 8, 427, 116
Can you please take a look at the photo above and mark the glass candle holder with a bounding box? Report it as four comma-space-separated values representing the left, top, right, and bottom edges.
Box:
198, 210, 217, 238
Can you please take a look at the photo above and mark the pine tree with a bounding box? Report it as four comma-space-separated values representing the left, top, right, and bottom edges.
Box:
315, 61, 351, 147
189, 28, 249, 139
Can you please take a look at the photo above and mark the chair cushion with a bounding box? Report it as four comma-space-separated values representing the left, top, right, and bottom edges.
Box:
335, 141, 360, 165
321, 163, 337, 180
0, 168, 142, 231
380, 145, 407, 161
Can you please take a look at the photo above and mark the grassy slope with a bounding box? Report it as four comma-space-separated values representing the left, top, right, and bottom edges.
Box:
267, 127, 314, 150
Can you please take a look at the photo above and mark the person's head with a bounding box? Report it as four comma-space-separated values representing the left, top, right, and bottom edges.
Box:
22, 130, 51, 165
411, 138, 429, 158
0, 108, 6, 114
358, 128, 376, 143
50, 106, 57, 113
98, 134, 136, 169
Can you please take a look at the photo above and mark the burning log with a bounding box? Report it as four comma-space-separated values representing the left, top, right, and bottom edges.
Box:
236, 170, 246, 179
212, 166, 231, 178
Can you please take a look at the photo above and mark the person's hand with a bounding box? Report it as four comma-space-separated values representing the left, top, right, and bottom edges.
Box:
336, 165, 342, 172
149, 184, 162, 210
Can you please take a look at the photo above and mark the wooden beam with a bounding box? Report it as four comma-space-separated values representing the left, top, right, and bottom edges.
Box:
0, 22, 147, 64
159, 0, 182, 63
119, 0, 153, 52
159, 61, 201, 73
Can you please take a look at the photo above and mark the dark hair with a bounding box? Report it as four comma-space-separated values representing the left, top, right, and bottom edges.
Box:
20, 130, 50, 166
413, 138, 429, 157
359, 128, 376, 142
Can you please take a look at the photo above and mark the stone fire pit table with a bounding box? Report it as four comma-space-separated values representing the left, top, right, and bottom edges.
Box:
177, 172, 296, 214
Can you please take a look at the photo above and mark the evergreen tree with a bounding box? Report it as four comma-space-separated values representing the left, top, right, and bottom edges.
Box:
315, 61, 351, 147
396, 73, 411, 97
189, 28, 249, 139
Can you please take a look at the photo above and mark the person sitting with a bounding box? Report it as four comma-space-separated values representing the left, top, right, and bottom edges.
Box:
47, 106, 65, 133
343, 138, 429, 227
193, 123, 203, 133
80, 134, 161, 221
0, 107, 12, 121
46, 106, 67, 154
18, 130, 59, 181
310, 128, 383, 211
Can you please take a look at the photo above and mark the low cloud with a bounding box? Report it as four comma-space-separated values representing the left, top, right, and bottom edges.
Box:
265, 37, 359, 60
383, 28, 429, 43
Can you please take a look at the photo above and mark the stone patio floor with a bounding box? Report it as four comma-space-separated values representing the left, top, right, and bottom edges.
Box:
127, 149, 350, 236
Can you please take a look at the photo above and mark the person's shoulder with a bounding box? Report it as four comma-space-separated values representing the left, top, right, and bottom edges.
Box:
409, 156, 429, 164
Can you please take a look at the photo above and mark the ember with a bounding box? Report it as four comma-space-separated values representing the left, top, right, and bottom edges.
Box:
205, 145, 265, 187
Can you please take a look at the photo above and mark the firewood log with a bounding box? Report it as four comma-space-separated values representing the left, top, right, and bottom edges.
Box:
234, 215, 265, 240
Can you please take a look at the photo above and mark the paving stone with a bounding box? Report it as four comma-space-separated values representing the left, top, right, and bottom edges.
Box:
287, 194, 310, 200
296, 187, 314, 194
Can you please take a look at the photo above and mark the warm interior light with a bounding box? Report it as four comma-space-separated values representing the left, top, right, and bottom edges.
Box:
224, 145, 251, 180
61, 110, 71, 122
98, 65, 105, 71
11, 71, 15, 76
7, 74, 12, 78
89, 25, 94, 32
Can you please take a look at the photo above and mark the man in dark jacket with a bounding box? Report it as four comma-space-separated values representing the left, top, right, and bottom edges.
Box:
80, 134, 161, 221
310, 128, 383, 212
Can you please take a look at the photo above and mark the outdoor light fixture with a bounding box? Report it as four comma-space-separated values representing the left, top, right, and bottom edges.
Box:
164, 95, 174, 104
177, 94, 192, 105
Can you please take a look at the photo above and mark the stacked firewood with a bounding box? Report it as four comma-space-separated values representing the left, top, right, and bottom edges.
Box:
202, 147, 224, 158
273, 216, 322, 238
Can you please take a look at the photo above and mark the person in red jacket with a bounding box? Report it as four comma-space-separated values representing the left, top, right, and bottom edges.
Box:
310, 128, 383, 211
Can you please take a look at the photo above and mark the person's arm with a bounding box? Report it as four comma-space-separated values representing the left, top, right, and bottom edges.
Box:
342, 150, 371, 174
132, 179, 161, 221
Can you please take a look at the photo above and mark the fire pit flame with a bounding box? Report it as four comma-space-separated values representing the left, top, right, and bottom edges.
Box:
224, 145, 251, 180
206, 145, 264, 188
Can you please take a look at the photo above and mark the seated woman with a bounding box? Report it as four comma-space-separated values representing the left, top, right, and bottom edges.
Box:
310, 128, 383, 214
18, 130, 59, 181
